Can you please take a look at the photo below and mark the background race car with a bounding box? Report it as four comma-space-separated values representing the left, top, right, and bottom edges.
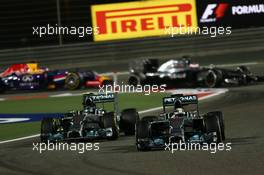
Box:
128, 58, 264, 88
0, 63, 112, 92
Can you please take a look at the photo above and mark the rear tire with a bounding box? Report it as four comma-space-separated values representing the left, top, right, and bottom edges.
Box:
0, 80, 6, 93
103, 112, 119, 140
204, 69, 222, 88
41, 118, 54, 142
128, 76, 139, 86
120, 108, 139, 136
65, 73, 82, 90
0, 87, 5, 93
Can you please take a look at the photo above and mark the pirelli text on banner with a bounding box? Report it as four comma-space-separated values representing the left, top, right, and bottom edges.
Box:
91, 0, 198, 41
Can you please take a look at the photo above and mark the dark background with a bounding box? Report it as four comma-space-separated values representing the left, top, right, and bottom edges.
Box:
0, 0, 137, 50
1, 0, 263, 50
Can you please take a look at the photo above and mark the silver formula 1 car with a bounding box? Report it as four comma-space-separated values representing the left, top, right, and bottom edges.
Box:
128, 58, 264, 88
41, 93, 139, 142
136, 94, 225, 151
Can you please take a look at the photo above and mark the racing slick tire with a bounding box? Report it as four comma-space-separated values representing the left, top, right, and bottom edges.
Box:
65, 72, 82, 90
120, 108, 139, 136
205, 111, 225, 141
136, 120, 150, 151
0, 79, 5, 93
136, 116, 158, 151
103, 112, 119, 140
203, 114, 223, 143
0, 87, 5, 93
128, 76, 140, 86
204, 69, 222, 88
41, 118, 54, 143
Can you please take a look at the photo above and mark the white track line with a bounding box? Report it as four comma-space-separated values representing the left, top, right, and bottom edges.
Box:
0, 134, 40, 144
0, 89, 228, 144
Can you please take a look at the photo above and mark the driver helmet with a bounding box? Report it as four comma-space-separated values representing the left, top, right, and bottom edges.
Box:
174, 100, 182, 109
84, 97, 96, 107
83, 97, 96, 114
182, 55, 191, 65
173, 100, 185, 116
174, 108, 184, 113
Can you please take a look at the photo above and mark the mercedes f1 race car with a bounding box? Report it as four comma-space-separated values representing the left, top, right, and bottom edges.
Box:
41, 93, 139, 142
128, 58, 264, 88
135, 94, 225, 151
0, 63, 112, 93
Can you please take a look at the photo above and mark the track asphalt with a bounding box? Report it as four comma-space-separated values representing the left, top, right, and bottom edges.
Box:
0, 54, 264, 175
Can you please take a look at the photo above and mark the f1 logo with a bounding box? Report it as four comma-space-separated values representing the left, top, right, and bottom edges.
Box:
200, 3, 229, 23
201, 4, 217, 20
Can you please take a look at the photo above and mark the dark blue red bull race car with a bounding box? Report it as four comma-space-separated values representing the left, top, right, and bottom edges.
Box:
0, 63, 112, 93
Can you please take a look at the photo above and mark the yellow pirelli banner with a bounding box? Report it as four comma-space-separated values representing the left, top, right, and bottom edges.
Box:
91, 0, 198, 41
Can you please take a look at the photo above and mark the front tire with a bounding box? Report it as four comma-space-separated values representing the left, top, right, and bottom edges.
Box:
136, 120, 151, 151
103, 112, 119, 140
41, 118, 54, 142
203, 114, 223, 142
209, 111, 225, 141
135, 116, 158, 151
120, 108, 139, 136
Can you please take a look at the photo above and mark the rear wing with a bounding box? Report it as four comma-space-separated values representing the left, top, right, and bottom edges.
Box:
162, 94, 198, 112
83, 93, 116, 103
82, 93, 118, 113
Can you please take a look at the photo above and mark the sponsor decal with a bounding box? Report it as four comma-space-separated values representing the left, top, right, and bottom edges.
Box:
84, 93, 115, 103
53, 74, 66, 82
92, 0, 197, 41
180, 95, 197, 102
163, 95, 197, 106
198, 0, 264, 28
22, 74, 34, 82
